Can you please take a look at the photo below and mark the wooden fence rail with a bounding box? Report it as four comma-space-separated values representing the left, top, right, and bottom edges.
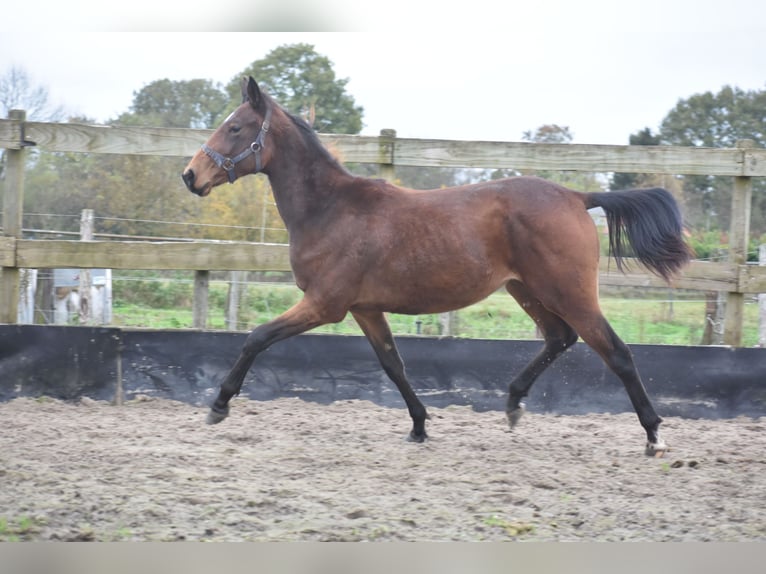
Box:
2, 113, 766, 345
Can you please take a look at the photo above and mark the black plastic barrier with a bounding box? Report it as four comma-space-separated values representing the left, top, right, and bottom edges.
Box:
1, 325, 764, 419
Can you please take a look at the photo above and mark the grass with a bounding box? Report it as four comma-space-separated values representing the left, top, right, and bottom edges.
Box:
481, 514, 536, 538
0, 515, 45, 541
111, 278, 763, 347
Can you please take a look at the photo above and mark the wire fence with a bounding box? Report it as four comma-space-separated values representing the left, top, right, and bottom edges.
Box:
16, 212, 290, 244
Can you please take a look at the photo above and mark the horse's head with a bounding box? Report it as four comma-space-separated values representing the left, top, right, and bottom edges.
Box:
182, 76, 273, 197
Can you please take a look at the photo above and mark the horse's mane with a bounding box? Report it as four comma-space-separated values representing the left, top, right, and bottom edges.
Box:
277, 101, 350, 174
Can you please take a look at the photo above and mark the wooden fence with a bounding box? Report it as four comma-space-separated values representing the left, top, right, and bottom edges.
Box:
2, 110, 766, 345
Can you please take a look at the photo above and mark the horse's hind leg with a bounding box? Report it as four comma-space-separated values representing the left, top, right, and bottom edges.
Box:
563, 309, 666, 456
523, 264, 667, 455
352, 310, 429, 442
505, 280, 578, 427
556, 301, 667, 456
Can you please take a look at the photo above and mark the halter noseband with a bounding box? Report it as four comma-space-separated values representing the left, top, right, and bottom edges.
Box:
201, 106, 272, 183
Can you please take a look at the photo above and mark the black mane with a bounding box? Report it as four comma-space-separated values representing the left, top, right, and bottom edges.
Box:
282, 107, 350, 174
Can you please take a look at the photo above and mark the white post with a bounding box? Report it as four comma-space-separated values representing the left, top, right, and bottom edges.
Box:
78, 209, 94, 325
17, 268, 36, 323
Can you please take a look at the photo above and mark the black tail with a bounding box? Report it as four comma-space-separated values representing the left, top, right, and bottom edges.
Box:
584, 188, 692, 282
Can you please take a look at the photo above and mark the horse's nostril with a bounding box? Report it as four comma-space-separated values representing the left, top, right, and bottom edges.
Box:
182, 169, 195, 189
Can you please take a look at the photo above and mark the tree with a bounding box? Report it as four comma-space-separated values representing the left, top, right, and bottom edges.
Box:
610, 128, 662, 190
0, 66, 66, 121
23, 75, 228, 239
660, 86, 766, 148
116, 78, 229, 129
609, 128, 683, 214
522, 124, 573, 144
658, 85, 766, 234
520, 124, 602, 192
69, 79, 235, 237
228, 43, 364, 134
1, 67, 66, 180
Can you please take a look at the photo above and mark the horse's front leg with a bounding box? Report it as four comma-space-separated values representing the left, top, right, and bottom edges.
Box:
207, 298, 325, 424
351, 310, 429, 442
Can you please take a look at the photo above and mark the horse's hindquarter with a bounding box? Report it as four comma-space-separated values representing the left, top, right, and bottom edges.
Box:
497, 179, 602, 301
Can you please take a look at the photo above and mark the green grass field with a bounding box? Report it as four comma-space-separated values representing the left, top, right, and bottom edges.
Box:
111, 278, 763, 347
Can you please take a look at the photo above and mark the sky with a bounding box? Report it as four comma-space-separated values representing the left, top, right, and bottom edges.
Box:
2, 0, 765, 145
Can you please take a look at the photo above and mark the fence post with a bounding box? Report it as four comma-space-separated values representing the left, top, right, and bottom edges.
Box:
378, 129, 396, 183
193, 270, 210, 329
78, 209, 94, 325
0, 109, 27, 324
722, 139, 754, 346
226, 270, 243, 330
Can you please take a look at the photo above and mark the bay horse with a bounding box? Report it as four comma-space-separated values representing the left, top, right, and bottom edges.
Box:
182, 77, 692, 455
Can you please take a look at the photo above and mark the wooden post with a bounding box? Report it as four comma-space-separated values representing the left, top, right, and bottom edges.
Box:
378, 129, 396, 183
78, 209, 94, 325
723, 139, 754, 346
439, 311, 457, 337
193, 270, 209, 329
226, 270, 243, 330
0, 109, 26, 324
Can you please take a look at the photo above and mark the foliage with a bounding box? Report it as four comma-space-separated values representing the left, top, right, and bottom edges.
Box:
662, 86, 766, 233
659, 86, 766, 148
522, 124, 573, 144
610, 128, 662, 190
195, 174, 286, 243
0, 515, 45, 541
227, 43, 363, 134
112, 271, 193, 308
686, 229, 766, 263
108, 278, 764, 347
23, 151, 203, 238
116, 78, 229, 129
16, 44, 362, 242
519, 124, 604, 192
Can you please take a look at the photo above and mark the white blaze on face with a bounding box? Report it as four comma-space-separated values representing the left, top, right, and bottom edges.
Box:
224, 111, 236, 124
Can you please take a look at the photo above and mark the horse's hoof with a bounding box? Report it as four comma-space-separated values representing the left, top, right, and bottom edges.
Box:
407, 430, 428, 443
206, 406, 229, 425
507, 403, 526, 430
645, 440, 669, 457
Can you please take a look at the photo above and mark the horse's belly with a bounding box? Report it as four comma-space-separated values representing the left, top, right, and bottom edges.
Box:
355, 266, 515, 315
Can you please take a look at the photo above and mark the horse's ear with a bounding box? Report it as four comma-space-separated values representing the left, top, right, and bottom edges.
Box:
242, 76, 262, 108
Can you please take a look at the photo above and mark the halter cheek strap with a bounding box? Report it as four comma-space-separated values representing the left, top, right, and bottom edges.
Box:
202, 106, 272, 183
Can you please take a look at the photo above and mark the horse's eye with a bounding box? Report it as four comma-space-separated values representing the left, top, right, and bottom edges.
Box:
229, 125, 241, 134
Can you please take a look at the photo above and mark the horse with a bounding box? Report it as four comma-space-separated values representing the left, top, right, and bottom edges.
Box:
182, 76, 692, 455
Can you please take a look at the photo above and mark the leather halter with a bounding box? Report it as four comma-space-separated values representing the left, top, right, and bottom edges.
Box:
201, 106, 272, 183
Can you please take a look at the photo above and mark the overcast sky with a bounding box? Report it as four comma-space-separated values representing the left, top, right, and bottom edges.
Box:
2, 1, 765, 145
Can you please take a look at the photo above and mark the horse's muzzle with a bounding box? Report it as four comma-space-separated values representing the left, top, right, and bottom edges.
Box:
181, 169, 206, 196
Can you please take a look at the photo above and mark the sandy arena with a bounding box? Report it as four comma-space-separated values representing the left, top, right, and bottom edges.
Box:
0, 396, 764, 541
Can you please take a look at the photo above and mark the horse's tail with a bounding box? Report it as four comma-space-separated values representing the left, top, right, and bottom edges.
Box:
582, 187, 692, 282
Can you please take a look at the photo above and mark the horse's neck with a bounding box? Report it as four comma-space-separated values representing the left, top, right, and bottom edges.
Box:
266, 134, 353, 232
